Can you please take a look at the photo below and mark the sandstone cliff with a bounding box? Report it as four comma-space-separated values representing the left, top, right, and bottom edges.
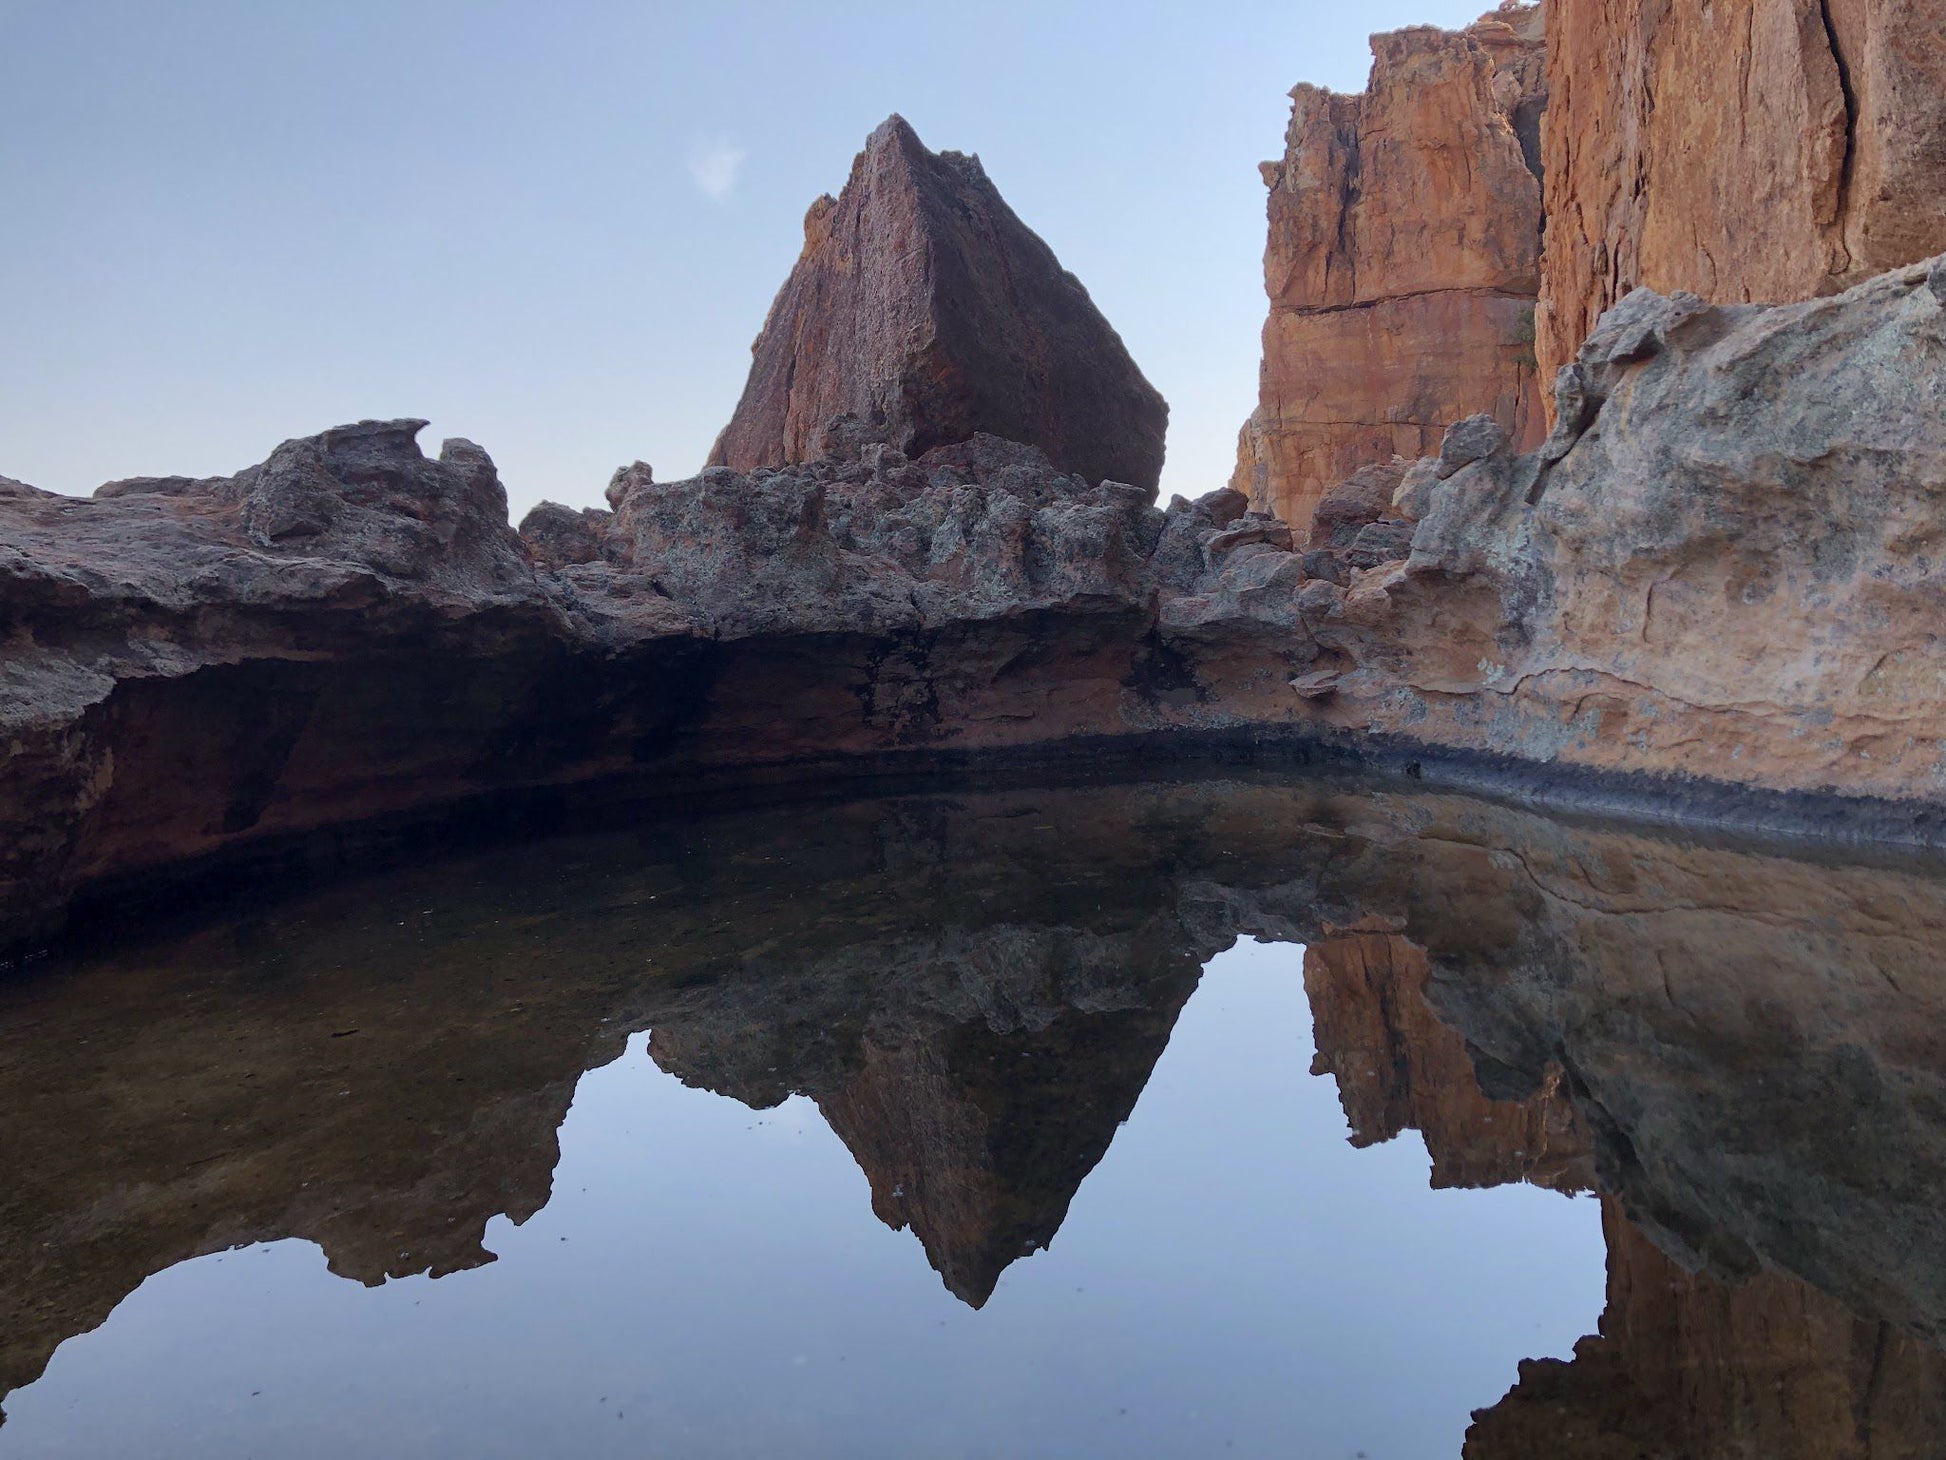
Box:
1537, 0, 1946, 383
709, 116, 1168, 492
1232, 5, 1548, 534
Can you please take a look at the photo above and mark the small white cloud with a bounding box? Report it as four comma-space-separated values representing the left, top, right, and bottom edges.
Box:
687, 133, 746, 203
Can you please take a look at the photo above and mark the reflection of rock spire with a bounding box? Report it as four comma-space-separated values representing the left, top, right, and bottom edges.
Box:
11, 775, 1946, 1444
1302, 923, 1591, 1192
646, 917, 1207, 1308
818, 983, 1196, 1307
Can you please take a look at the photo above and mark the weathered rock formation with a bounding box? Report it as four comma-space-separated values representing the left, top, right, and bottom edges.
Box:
708, 116, 1168, 493
1241, 0, 1946, 525
1295, 259, 1946, 806
0, 421, 1320, 957
7, 252, 1946, 954
1537, 0, 1946, 383
1232, 5, 1548, 533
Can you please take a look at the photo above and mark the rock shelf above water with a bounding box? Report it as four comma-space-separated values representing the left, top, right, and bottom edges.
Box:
0, 423, 1318, 954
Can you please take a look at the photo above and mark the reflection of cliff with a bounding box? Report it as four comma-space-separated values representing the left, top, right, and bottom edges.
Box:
1298, 920, 1946, 1459
1467, 1196, 1946, 1460
639, 917, 1203, 1306
6, 773, 1946, 1445
0, 793, 1228, 1413
1303, 925, 1590, 1192
818, 993, 1192, 1306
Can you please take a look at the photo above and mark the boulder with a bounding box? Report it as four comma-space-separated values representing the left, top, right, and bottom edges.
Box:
707, 115, 1168, 492
1294, 257, 1946, 803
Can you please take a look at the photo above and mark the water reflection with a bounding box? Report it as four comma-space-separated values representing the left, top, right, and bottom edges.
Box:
2, 773, 1944, 1454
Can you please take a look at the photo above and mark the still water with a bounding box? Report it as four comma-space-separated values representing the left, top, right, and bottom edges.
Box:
2, 773, 1943, 1456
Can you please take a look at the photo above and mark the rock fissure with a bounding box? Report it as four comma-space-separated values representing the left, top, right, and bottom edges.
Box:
1282, 284, 1539, 318
1814, 0, 1861, 251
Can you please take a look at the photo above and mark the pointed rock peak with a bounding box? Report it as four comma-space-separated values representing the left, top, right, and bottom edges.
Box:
865, 112, 922, 152
709, 116, 1167, 492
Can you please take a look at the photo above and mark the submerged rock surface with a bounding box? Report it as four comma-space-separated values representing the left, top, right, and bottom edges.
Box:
708, 116, 1168, 493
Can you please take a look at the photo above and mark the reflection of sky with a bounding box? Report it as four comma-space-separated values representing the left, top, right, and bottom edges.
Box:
5, 937, 1604, 1459
0, 0, 1495, 519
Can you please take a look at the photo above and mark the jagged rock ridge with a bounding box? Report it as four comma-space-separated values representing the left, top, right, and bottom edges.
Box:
0, 421, 1319, 955
708, 116, 1168, 493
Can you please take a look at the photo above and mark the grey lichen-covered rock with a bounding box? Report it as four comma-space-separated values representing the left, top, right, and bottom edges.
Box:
604, 435, 1168, 638
517, 502, 613, 569
1292, 255, 1946, 801
95, 420, 534, 595
1311, 460, 1407, 548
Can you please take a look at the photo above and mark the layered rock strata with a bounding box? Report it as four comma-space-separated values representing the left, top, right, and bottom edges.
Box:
709, 116, 1168, 493
1537, 0, 1946, 383
1232, 5, 1548, 533
0, 420, 1315, 955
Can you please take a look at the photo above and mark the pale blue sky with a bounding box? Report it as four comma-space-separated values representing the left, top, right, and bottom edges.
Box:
2, 1, 1488, 518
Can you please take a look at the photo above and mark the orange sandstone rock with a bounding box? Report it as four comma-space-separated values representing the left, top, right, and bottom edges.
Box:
1536, 0, 1946, 383
709, 116, 1168, 492
1233, 5, 1548, 536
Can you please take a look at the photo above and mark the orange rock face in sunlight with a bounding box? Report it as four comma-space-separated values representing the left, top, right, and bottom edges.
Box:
1536, 0, 1946, 384
1233, 5, 1547, 536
